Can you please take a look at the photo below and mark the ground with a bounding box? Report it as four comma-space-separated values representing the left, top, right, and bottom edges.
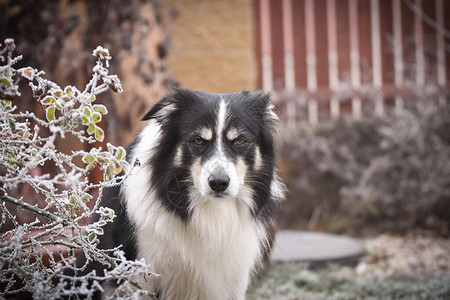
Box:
248, 233, 450, 299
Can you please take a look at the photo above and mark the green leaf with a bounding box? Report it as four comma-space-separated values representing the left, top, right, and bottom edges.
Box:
4, 100, 13, 111
87, 123, 95, 134
88, 232, 96, 243
92, 112, 101, 123
94, 126, 104, 141
46, 106, 56, 121
115, 147, 125, 160
8, 119, 15, 131
112, 160, 122, 174
93, 104, 108, 114
107, 143, 114, 154
82, 194, 92, 203
105, 166, 114, 181
82, 154, 95, 163
0, 77, 12, 87
84, 106, 92, 117
81, 116, 89, 125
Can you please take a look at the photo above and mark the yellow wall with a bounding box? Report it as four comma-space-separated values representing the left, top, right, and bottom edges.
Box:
163, 0, 257, 93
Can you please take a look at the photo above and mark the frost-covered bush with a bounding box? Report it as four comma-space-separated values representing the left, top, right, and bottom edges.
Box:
0, 39, 155, 299
279, 97, 450, 233
247, 262, 450, 300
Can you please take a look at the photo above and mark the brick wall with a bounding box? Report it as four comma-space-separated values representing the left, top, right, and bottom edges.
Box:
163, 0, 257, 93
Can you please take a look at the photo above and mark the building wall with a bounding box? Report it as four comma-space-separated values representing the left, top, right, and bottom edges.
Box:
163, 0, 257, 93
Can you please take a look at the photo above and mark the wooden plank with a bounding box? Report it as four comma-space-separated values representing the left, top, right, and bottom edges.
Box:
436, 0, 446, 89
327, 0, 339, 90
260, 0, 273, 91
446, 1, 450, 86
423, 0, 437, 85
314, 0, 329, 88
270, 0, 285, 90
436, 0, 446, 104
393, 0, 404, 111
292, 0, 307, 88
414, 0, 425, 86
282, 0, 296, 128
336, 0, 352, 115
370, 0, 383, 88
304, 0, 317, 92
282, 0, 296, 91
401, 0, 415, 83
327, 0, 340, 118
371, 0, 384, 115
349, 0, 362, 119
276, 84, 449, 104
336, 0, 350, 84
379, 0, 394, 86
254, 0, 263, 89
349, 0, 361, 88
357, 0, 372, 85
304, 0, 318, 124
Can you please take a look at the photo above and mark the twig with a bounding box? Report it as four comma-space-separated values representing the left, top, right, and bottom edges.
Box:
1, 194, 60, 222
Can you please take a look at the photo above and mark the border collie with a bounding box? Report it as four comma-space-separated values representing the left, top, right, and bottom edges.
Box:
85, 88, 284, 299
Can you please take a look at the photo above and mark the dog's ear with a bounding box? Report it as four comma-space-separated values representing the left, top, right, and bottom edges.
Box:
141, 88, 199, 121
241, 89, 251, 95
252, 91, 279, 123
141, 89, 184, 121
141, 98, 176, 121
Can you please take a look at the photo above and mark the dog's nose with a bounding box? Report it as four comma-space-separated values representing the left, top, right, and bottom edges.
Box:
208, 173, 230, 193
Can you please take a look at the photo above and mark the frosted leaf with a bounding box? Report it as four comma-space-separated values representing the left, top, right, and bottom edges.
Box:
92, 46, 111, 60
105, 75, 123, 93
18, 67, 35, 80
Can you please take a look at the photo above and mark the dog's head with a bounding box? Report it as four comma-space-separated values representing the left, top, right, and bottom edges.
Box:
138, 89, 282, 221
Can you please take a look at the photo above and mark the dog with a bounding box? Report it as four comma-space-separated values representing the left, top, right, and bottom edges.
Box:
81, 88, 284, 299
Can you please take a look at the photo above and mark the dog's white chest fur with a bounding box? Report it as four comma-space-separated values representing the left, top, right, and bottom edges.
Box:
135, 197, 265, 300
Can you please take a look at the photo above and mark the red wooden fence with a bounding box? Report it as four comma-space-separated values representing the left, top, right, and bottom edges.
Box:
254, 0, 450, 124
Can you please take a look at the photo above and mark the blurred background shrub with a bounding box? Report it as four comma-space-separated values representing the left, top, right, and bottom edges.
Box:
278, 98, 450, 236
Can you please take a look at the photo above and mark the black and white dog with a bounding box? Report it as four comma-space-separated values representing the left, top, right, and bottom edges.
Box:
87, 89, 284, 299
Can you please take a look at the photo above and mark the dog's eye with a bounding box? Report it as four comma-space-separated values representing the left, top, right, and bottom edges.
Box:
234, 138, 245, 145
193, 138, 205, 145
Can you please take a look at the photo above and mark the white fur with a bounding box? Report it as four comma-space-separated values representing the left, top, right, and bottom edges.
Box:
198, 127, 213, 140
271, 173, 285, 202
191, 153, 241, 198
154, 103, 177, 119
122, 120, 268, 300
254, 147, 262, 171
173, 146, 183, 167
217, 100, 227, 139
226, 127, 239, 141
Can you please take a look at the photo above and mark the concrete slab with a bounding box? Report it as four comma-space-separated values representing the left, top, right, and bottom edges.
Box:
271, 230, 366, 268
